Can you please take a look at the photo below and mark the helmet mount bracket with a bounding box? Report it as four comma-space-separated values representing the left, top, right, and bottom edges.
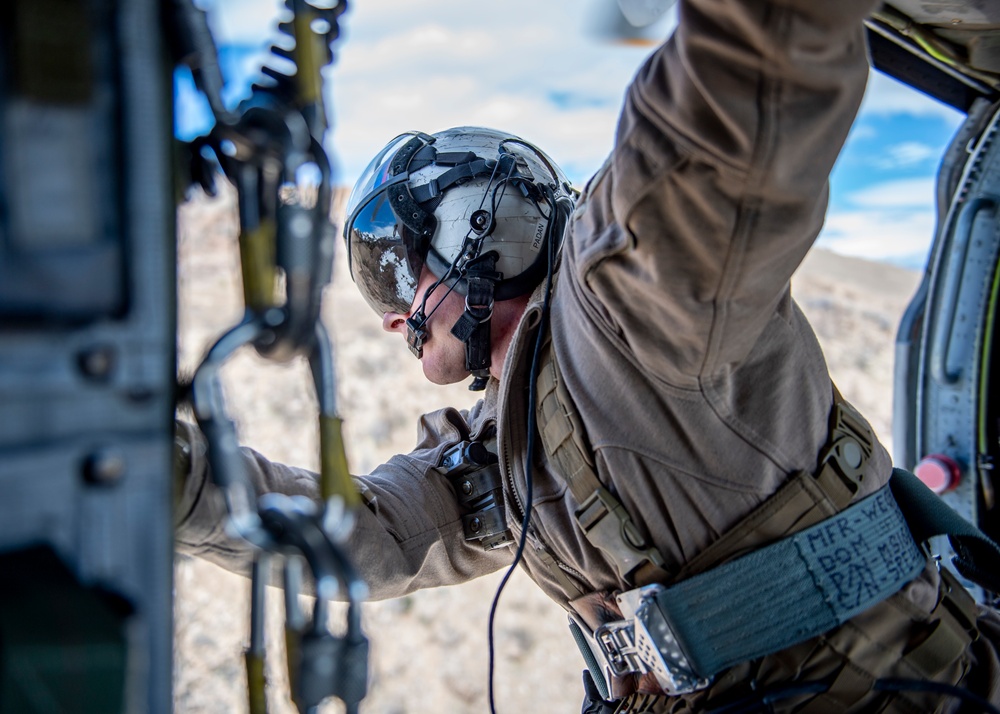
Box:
450, 252, 501, 391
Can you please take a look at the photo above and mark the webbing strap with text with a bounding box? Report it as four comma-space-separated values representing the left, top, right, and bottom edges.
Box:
656, 484, 925, 678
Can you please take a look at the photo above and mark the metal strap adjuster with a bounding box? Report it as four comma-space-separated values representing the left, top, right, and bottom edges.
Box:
593, 585, 711, 696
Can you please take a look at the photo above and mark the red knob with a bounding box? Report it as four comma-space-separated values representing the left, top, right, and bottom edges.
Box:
914, 454, 961, 495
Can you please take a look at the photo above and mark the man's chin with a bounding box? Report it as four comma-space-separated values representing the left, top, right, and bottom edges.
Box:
421, 362, 471, 386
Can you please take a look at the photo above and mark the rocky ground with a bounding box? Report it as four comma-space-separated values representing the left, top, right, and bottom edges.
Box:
172, 185, 921, 713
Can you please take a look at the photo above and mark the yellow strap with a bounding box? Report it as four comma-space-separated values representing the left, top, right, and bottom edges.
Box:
320, 415, 359, 508
238, 220, 278, 312
245, 649, 268, 714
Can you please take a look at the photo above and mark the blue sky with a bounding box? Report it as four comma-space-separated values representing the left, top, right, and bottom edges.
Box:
178, 0, 966, 270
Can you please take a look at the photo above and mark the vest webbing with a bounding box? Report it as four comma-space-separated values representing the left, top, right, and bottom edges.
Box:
534, 332, 998, 703
534, 334, 870, 589
677, 382, 870, 582
536, 333, 1000, 592
535, 333, 668, 587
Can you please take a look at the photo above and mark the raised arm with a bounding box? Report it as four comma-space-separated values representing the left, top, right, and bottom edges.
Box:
570, 0, 875, 385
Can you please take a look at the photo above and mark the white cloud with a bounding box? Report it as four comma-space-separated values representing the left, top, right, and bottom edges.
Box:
326, 4, 652, 186
846, 123, 878, 142
818, 206, 935, 265
875, 141, 938, 169
846, 177, 936, 208
819, 176, 940, 265
199, 0, 286, 45
194, 0, 957, 269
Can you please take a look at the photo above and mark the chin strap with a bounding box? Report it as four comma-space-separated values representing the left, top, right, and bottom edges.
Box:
405, 310, 428, 359
450, 252, 501, 391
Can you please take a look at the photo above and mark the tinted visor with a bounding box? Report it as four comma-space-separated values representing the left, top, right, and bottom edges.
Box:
346, 186, 423, 315
344, 132, 434, 316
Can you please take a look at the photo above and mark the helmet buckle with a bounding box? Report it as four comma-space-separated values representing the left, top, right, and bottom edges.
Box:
405, 311, 428, 358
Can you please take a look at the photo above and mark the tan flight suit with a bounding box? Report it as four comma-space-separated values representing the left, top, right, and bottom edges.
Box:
176, 0, 1000, 710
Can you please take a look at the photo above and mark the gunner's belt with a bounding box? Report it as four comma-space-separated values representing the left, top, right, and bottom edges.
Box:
591, 483, 925, 695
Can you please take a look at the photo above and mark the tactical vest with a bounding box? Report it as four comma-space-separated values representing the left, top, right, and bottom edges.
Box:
531, 334, 996, 713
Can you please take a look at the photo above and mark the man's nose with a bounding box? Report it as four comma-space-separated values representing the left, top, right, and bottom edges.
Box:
382, 312, 408, 334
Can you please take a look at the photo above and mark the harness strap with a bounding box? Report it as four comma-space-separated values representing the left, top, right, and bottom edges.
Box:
534, 332, 998, 703
450, 252, 501, 392
535, 333, 600, 503
535, 329, 875, 589
535, 334, 668, 587
890, 467, 1000, 593
902, 568, 977, 678
634, 484, 925, 682
591, 472, 997, 703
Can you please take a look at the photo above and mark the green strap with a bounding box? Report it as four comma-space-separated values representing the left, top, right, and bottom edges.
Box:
654, 484, 926, 678
890, 467, 1000, 593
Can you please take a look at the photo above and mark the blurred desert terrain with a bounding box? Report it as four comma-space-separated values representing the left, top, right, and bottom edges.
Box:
173, 184, 921, 713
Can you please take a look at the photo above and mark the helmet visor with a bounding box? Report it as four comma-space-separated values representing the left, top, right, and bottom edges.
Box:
345, 134, 417, 217
345, 187, 422, 316
344, 132, 434, 316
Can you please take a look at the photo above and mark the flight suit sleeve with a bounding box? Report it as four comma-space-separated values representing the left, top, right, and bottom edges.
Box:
173, 408, 513, 600
572, 0, 875, 384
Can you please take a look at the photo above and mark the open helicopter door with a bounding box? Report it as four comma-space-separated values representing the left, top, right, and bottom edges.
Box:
0, 0, 175, 710
894, 97, 1000, 605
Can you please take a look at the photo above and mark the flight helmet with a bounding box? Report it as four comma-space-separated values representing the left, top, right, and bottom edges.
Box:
343, 126, 575, 389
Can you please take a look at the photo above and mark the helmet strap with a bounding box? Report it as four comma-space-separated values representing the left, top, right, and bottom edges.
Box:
405, 310, 429, 358
450, 252, 501, 391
